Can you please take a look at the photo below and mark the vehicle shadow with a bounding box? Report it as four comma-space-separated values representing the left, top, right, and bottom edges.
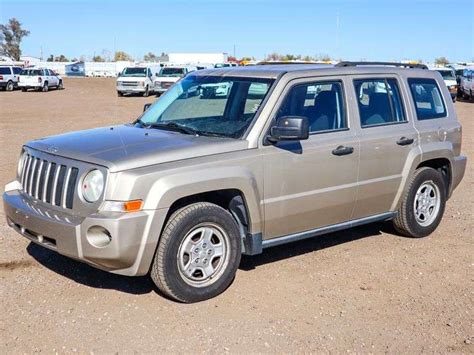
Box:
239, 221, 398, 271
26, 243, 155, 295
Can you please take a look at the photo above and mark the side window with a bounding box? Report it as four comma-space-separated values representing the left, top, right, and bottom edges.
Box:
354, 79, 406, 127
407, 78, 446, 120
244, 82, 271, 116
13, 67, 22, 74
0, 67, 11, 75
277, 81, 347, 133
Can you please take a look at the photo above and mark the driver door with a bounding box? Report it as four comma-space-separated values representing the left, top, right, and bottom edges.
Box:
262, 77, 359, 239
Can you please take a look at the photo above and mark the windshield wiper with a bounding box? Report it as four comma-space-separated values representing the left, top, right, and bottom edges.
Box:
149, 122, 199, 136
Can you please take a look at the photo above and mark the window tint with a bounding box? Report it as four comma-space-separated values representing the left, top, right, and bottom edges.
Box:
13, 67, 22, 74
408, 78, 446, 120
0, 67, 11, 75
354, 79, 406, 127
277, 81, 346, 133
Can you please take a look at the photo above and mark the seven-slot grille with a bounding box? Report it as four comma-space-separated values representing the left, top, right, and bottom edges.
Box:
20, 154, 79, 209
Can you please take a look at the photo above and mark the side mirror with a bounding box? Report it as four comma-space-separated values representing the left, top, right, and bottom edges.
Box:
143, 103, 152, 112
267, 116, 309, 143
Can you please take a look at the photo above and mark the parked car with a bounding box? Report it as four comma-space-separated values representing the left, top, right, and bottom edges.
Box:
3, 62, 466, 303
431, 67, 458, 102
116, 65, 161, 97
153, 65, 197, 95
18, 68, 63, 92
448, 64, 466, 97
0, 65, 23, 91
460, 67, 474, 101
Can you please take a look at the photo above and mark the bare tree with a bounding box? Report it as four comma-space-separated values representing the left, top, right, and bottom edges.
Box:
114, 51, 132, 61
143, 52, 158, 62
92, 55, 105, 62
0, 18, 30, 60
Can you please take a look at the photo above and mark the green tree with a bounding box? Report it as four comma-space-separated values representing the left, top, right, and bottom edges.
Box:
0, 18, 30, 60
143, 52, 157, 62
46, 54, 54, 62
54, 54, 69, 62
114, 51, 132, 61
435, 57, 449, 66
92, 55, 105, 62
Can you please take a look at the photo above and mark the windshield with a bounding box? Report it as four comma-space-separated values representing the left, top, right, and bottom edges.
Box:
20, 69, 42, 75
136, 75, 274, 138
122, 67, 146, 77
436, 70, 455, 80
159, 68, 185, 77
455, 69, 464, 76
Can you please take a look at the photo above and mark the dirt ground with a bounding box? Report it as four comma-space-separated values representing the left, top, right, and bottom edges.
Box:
0, 78, 473, 353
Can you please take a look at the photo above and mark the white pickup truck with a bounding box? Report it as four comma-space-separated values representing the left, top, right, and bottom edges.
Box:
153, 65, 197, 95
18, 68, 63, 92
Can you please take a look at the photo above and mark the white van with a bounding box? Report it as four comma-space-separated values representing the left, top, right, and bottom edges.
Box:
154, 65, 197, 95
431, 67, 457, 101
116, 65, 161, 97
460, 67, 474, 101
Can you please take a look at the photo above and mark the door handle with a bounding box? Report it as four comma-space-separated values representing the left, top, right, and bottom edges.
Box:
396, 137, 414, 146
332, 145, 354, 156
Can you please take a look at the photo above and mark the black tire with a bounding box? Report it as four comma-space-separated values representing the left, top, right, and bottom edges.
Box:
150, 202, 242, 303
117, 91, 123, 97
393, 167, 446, 238
6, 80, 14, 91
57, 80, 63, 90
42, 82, 49, 92
143, 86, 149, 97
21, 88, 27, 92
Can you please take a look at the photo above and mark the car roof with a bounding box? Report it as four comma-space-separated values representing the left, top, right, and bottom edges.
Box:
192, 64, 431, 79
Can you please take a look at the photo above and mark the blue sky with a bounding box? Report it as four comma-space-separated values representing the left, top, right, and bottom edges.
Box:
1, 0, 473, 62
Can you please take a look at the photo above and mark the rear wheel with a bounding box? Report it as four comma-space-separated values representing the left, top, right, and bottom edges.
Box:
42, 82, 49, 92
117, 91, 123, 97
150, 202, 242, 303
21, 88, 27, 92
6, 80, 14, 91
393, 167, 446, 238
57, 80, 63, 90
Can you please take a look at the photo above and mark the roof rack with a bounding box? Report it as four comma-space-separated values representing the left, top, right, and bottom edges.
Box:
336, 61, 428, 70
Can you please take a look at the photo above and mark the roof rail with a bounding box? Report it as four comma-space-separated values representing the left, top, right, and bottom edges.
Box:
336, 61, 428, 70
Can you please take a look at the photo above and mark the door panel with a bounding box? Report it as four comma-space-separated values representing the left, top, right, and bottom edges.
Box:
262, 77, 359, 239
263, 132, 359, 238
349, 76, 420, 218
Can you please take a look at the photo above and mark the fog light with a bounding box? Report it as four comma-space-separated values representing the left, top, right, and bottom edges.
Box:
86, 226, 112, 248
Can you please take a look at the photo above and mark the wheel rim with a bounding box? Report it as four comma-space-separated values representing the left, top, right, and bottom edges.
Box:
413, 181, 441, 227
7, 82, 13, 91
177, 223, 230, 287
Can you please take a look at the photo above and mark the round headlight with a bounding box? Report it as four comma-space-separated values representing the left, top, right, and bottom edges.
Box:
81, 170, 104, 203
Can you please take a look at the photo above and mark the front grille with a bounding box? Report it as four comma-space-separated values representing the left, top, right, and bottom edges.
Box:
121, 81, 138, 87
20, 154, 79, 209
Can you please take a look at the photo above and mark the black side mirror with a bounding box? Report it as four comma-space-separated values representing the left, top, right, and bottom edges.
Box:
143, 103, 152, 112
267, 116, 309, 143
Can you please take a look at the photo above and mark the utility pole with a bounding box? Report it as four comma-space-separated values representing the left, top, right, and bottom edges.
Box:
233, 44, 236, 58
40, 46, 43, 61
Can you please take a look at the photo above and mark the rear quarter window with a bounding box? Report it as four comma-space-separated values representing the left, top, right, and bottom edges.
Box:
407, 78, 446, 120
0, 67, 12, 75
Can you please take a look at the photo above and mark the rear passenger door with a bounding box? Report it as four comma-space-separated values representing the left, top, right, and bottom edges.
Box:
350, 76, 420, 219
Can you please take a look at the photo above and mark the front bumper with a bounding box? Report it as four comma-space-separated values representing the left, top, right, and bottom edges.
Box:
116, 85, 146, 93
3, 186, 167, 276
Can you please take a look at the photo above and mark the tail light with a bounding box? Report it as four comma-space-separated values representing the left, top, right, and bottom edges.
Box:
0, 75, 3, 80
38, 77, 42, 83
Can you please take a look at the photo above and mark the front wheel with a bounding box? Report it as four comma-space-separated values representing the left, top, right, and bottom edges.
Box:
42, 82, 49, 92
57, 80, 63, 90
117, 91, 123, 97
143, 86, 149, 97
21, 88, 27, 92
150, 202, 242, 303
393, 167, 446, 238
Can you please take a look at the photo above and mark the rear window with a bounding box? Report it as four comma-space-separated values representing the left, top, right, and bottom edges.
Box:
408, 78, 446, 120
354, 78, 406, 127
20, 69, 42, 76
0, 67, 11, 75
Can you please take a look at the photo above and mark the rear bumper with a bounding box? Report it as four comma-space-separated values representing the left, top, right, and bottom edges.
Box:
451, 155, 467, 195
3, 186, 167, 276
18, 83, 41, 89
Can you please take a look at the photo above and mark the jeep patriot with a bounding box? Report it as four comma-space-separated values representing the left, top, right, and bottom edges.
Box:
3, 62, 466, 302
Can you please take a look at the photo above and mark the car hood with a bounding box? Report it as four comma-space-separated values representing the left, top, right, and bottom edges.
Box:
26, 125, 249, 172
443, 79, 457, 86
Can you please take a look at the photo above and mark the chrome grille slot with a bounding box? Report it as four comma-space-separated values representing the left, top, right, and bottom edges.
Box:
19, 153, 79, 210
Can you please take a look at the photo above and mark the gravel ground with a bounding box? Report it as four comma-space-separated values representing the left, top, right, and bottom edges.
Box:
0, 78, 473, 353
